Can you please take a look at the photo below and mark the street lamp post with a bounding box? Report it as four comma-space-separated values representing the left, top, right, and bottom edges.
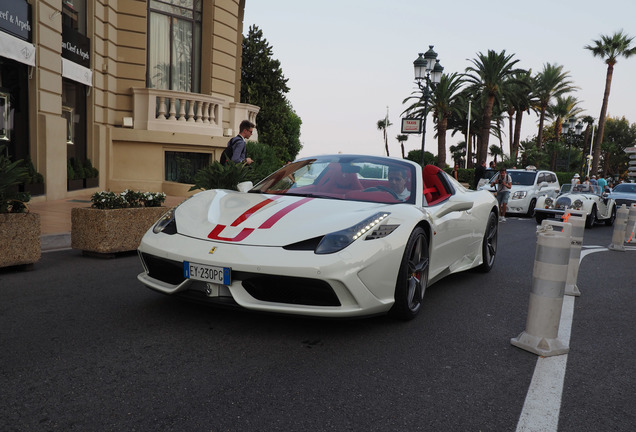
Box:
561, 117, 583, 170
413, 46, 443, 167
586, 123, 596, 178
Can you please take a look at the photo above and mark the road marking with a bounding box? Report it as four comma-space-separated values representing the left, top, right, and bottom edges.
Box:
515, 246, 611, 432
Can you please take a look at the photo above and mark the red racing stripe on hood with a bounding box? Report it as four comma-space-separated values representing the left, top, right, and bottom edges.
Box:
259, 197, 314, 229
230, 196, 280, 227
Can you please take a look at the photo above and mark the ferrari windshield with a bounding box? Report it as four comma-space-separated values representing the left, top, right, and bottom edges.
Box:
250, 155, 417, 204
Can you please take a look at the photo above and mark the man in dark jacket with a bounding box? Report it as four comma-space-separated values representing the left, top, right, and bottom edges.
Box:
473, 160, 486, 189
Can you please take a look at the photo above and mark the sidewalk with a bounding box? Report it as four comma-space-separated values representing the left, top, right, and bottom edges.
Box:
29, 195, 186, 251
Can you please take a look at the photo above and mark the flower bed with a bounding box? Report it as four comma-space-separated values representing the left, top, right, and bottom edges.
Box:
71, 190, 168, 255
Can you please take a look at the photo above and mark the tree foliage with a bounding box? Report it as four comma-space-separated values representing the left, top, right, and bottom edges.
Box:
241, 25, 302, 162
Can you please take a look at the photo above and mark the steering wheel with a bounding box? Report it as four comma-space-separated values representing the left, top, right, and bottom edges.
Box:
363, 186, 400, 199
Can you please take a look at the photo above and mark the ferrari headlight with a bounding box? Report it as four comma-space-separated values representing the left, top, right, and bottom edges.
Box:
315, 212, 390, 254
152, 208, 177, 234
545, 197, 553, 208
572, 199, 583, 210
512, 191, 527, 199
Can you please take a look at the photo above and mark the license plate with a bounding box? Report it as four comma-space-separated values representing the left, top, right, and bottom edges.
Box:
184, 261, 231, 285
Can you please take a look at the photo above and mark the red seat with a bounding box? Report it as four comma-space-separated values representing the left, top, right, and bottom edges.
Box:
422, 165, 450, 205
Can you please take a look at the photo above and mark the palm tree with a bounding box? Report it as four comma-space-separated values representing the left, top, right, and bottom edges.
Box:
396, 134, 408, 158
489, 144, 504, 164
464, 50, 522, 165
584, 30, 636, 174
547, 95, 584, 140
430, 72, 465, 167
506, 70, 534, 162
377, 117, 392, 156
533, 63, 577, 149
449, 141, 466, 166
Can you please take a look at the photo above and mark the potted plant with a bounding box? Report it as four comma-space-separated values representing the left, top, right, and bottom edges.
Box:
0, 144, 41, 269
71, 189, 168, 256
67, 159, 84, 191
83, 159, 99, 189
21, 156, 45, 196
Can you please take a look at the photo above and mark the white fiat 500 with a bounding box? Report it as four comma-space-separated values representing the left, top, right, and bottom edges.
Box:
137, 155, 499, 320
535, 183, 617, 228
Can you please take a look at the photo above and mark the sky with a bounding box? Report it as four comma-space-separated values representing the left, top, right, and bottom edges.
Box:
243, 0, 636, 163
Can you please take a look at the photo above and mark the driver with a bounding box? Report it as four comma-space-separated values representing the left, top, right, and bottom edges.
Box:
388, 167, 411, 201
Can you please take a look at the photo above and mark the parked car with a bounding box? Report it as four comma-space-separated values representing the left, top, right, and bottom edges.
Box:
479, 167, 560, 216
476, 168, 498, 189
607, 182, 636, 209
137, 154, 499, 320
535, 183, 617, 228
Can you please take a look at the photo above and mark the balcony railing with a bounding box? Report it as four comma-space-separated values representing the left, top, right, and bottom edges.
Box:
131, 87, 226, 136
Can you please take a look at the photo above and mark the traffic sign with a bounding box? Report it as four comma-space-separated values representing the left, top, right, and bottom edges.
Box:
626, 146, 636, 153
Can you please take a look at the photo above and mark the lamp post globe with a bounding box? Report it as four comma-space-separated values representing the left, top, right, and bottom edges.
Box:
412, 46, 442, 167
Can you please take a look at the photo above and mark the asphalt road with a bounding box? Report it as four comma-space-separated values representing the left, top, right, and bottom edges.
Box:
1, 218, 634, 431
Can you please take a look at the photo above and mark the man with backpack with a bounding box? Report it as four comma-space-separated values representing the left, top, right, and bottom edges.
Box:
221, 120, 255, 165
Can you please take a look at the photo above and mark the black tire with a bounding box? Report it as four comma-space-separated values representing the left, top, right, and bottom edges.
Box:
585, 205, 597, 228
389, 227, 429, 320
526, 198, 537, 217
535, 213, 547, 224
605, 205, 616, 226
478, 211, 498, 272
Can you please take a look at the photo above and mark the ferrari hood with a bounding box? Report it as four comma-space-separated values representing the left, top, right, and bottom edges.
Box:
174, 190, 398, 246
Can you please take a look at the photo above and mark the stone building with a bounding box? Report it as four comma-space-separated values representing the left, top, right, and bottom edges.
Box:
0, 0, 258, 201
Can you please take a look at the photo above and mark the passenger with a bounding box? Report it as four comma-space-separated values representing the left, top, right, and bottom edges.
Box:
571, 173, 580, 186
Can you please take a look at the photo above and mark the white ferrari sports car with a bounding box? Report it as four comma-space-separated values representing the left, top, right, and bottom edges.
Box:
137, 155, 499, 320
534, 183, 616, 228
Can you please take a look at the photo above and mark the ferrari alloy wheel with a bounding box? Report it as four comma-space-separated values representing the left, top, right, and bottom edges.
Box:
605, 205, 616, 226
390, 227, 429, 320
585, 205, 597, 228
478, 211, 498, 272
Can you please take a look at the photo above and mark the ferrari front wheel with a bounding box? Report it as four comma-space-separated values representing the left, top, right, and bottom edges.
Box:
390, 227, 429, 321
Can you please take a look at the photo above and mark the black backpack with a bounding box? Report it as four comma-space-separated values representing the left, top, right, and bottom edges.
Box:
220, 136, 240, 165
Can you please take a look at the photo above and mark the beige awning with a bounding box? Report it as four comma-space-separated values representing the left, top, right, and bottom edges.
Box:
62, 58, 93, 87
0, 31, 35, 66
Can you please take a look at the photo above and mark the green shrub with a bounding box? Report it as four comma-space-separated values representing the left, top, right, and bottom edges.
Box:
0, 144, 31, 213
189, 161, 251, 191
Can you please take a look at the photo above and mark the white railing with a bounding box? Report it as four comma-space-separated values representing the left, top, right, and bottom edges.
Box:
131, 87, 226, 136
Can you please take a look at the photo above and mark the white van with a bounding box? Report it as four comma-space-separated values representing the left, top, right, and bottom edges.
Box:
479, 167, 560, 216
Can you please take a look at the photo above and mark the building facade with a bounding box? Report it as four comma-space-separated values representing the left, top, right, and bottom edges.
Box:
0, 0, 258, 202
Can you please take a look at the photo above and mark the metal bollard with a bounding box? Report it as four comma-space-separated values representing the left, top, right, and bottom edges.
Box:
625, 203, 636, 244
511, 220, 571, 357
608, 204, 629, 251
562, 209, 586, 297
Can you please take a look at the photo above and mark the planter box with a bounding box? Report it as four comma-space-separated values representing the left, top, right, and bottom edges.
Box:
24, 182, 45, 196
84, 178, 99, 189
67, 179, 84, 191
71, 207, 168, 254
0, 212, 41, 268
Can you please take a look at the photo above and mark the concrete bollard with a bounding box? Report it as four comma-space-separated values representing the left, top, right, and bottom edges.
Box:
625, 204, 636, 244
561, 209, 586, 297
608, 204, 629, 251
511, 220, 571, 357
